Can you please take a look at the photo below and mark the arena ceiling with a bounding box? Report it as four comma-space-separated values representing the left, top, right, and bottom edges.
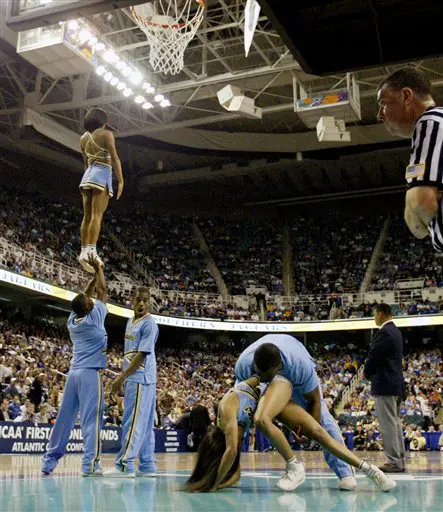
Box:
0, 0, 442, 212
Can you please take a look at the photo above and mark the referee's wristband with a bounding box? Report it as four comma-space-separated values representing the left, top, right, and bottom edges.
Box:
251, 373, 261, 383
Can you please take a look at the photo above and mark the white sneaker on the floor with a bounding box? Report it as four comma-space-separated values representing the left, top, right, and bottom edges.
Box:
82, 467, 103, 477
365, 465, 396, 492
103, 467, 135, 478
136, 471, 156, 478
339, 476, 357, 491
276, 461, 306, 491
78, 253, 94, 273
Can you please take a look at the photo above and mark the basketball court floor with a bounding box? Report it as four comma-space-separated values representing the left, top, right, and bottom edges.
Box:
1, 452, 441, 512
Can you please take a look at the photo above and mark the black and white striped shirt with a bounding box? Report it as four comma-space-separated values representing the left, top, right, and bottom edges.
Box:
406, 106, 443, 189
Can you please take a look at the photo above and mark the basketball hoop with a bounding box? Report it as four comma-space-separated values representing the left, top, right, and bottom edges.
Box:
131, 0, 205, 75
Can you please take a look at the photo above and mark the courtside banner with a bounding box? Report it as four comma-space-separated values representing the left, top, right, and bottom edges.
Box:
0, 423, 188, 454
1, 269, 443, 332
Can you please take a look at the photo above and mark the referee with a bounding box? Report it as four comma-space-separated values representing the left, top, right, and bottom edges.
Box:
377, 68, 443, 249
364, 304, 406, 473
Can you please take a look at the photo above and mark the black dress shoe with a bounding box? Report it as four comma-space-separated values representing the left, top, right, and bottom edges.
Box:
378, 463, 405, 473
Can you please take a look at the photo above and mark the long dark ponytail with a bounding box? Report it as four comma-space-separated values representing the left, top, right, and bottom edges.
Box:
184, 426, 240, 492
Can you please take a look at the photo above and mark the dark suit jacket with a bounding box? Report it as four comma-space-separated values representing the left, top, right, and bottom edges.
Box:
364, 321, 405, 397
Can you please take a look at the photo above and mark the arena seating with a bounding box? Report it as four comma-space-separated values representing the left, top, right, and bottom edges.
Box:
338, 349, 443, 435
371, 214, 443, 291
199, 219, 283, 295
1, 318, 441, 450
291, 213, 385, 295
1, 188, 443, 321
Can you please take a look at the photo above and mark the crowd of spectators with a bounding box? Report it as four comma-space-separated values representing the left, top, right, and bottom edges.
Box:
199, 219, 283, 295
338, 349, 443, 448
291, 214, 385, 295
107, 213, 218, 294
371, 214, 443, 291
2, 188, 443, 323
0, 317, 344, 425
339, 419, 443, 452
2, 238, 443, 322
0, 188, 217, 295
1, 316, 442, 451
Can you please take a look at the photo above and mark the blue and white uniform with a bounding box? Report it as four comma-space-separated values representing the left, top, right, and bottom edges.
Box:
115, 314, 159, 473
231, 381, 261, 434
235, 334, 354, 479
42, 300, 108, 475
80, 132, 113, 197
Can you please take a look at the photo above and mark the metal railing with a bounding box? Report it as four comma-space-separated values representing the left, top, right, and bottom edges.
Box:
0, 236, 88, 284
1, 237, 442, 318
335, 365, 365, 414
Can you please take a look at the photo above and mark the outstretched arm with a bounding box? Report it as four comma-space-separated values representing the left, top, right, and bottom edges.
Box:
104, 131, 124, 200
216, 467, 240, 490
88, 255, 107, 302
212, 402, 239, 491
83, 275, 97, 297
80, 135, 89, 171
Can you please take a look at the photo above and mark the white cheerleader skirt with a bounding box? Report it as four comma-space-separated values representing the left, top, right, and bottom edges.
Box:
79, 163, 113, 198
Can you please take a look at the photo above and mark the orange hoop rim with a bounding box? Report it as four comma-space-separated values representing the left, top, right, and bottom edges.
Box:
130, 1, 205, 30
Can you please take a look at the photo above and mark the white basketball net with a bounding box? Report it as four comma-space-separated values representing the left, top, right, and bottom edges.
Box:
131, 0, 205, 75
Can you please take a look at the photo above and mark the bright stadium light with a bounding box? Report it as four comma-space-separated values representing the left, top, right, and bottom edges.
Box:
123, 88, 133, 97
116, 81, 126, 90
104, 72, 113, 82
110, 77, 119, 87
154, 94, 164, 103
116, 61, 127, 71
104, 50, 118, 63
129, 71, 143, 86
95, 65, 106, 76
144, 84, 155, 94
160, 99, 171, 108
122, 66, 132, 77
95, 42, 106, 52
135, 95, 146, 104
78, 29, 92, 43
67, 20, 79, 31
142, 102, 153, 110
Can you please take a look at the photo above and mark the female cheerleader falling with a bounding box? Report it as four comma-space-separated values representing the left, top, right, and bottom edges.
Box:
78, 108, 123, 272
185, 375, 396, 493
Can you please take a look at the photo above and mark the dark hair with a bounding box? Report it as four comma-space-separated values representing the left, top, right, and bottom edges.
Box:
135, 286, 150, 297
378, 68, 432, 97
376, 303, 392, 316
71, 293, 89, 317
84, 108, 108, 132
253, 343, 282, 373
184, 426, 240, 492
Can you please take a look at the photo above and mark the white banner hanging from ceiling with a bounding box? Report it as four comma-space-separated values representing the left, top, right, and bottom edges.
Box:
244, 0, 261, 58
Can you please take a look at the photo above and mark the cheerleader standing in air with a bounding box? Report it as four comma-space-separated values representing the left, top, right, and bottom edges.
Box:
78, 108, 124, 272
